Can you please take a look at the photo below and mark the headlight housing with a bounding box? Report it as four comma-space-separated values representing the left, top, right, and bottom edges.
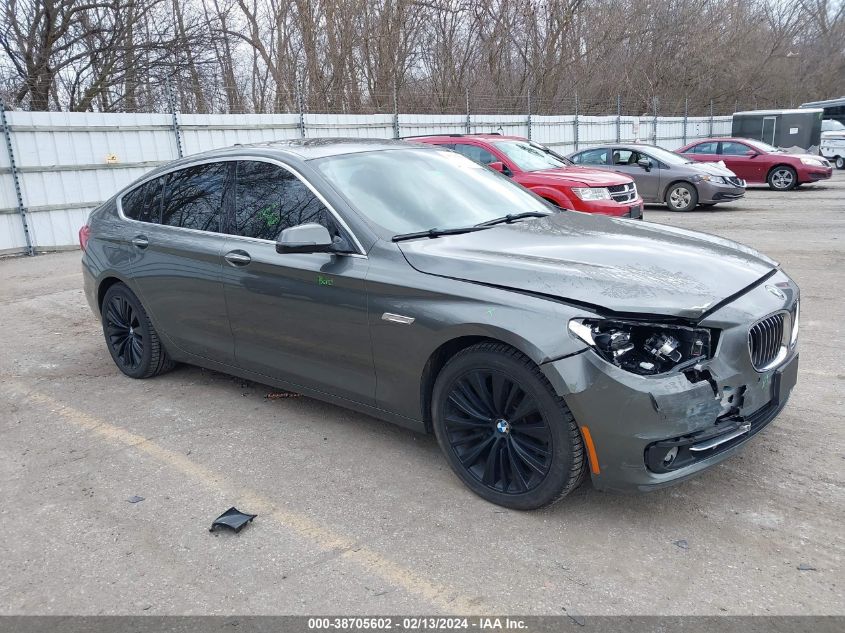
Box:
800, 157, 824, 167
571, 187, 611, 201
569, 318, 712, 375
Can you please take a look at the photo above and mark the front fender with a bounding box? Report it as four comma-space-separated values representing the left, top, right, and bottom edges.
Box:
528, 185, 575, 209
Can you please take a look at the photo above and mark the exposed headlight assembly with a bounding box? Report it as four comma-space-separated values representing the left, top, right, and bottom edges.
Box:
569, 318, 712, 375
571, 187, 611, 200
800, 157, 824, 167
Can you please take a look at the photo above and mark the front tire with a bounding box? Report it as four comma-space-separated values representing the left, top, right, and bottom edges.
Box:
665, 182, 698, 212
431, 342, 585, 510
101, 283, 175, 379
768, 165, 797, 190
835, 156, 844, 170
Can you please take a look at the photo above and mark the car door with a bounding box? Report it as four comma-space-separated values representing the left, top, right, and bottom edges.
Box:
125, 161, 235, 365
220, 159, 375, 405
719, 141, 764, 182
611, 148, 660, 200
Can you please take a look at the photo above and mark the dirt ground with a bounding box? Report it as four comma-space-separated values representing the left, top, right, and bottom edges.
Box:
1, 173, 843, 616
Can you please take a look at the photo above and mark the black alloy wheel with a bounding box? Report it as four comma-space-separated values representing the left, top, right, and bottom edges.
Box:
443, 369, 552, 494
105, 294, 144, 371
432, 342, 585, 510
101, 283, 175, 379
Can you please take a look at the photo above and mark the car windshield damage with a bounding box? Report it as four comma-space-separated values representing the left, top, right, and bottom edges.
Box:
314, 148, 549, 235
493, 140, 572, 171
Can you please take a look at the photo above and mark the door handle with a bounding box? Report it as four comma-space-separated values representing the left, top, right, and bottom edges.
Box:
131, 235, 149, 249
224, 250, 251, 267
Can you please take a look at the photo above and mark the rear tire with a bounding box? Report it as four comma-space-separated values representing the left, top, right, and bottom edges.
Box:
768, 165, 797, 190
665, 182, 698, 212
835, 156, 844, 170
431, 342, 585, 510
101, 282, 175, 379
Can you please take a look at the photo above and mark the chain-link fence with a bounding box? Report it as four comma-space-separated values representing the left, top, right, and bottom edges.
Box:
1, 91, 739, 255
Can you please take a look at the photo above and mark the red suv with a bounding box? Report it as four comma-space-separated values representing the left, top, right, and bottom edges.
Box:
412, 134, 644, 218
678, 137, 833, 190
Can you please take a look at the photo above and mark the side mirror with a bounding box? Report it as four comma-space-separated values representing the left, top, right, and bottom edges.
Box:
637, 157, 652, 171
488, 161, 506, 173
276, 223, 333, 254
744, 149, 758, 157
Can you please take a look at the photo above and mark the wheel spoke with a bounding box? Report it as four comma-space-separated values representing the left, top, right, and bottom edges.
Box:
448, 387, 489, 421
481, 437, 501, 485
508, 393, 539, 424
466, 372, 496, 416
450, 429, 491, 447
444, 413, 490, 429
506, 441, 529, 492
510, 437, 548, 475
459, 434, 496, 468
511, 421, 551, 441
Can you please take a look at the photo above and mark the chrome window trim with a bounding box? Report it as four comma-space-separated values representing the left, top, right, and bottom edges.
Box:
116, 154, 367, 256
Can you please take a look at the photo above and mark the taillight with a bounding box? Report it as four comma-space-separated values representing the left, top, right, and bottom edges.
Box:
78, 225, 91, 251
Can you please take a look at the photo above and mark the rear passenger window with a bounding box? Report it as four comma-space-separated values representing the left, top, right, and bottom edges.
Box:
452, 143, 499, 166
121, 177, 164, 223
688, 142, 718, 154
161, 162, 229, 232
230, 161, 338, 241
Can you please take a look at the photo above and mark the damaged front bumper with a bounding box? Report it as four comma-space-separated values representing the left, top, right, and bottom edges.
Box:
541, 270, 799, 493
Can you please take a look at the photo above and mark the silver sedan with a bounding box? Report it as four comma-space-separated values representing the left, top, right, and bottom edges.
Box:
569, 144, 746, 212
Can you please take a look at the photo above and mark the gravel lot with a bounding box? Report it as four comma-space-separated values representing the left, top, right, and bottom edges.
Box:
1, 173, 843, 616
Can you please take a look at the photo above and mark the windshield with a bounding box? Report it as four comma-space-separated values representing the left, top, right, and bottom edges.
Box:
639, 146, 692, 166
743, 139, 780, 152
493, 140, 571, 172
314, 148, 549, 234
822, 119, 845, 132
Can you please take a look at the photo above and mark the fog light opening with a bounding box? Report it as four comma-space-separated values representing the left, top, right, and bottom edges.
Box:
663, 446, 679, 466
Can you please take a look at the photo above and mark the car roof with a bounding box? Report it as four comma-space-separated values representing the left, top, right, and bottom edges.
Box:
409, 133, 524, 142
573, 143, 664, 152
169, 138, 436, 166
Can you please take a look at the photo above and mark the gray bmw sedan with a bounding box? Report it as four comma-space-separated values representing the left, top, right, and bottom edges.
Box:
81, 138, 799, 510
570, 143, 746, 211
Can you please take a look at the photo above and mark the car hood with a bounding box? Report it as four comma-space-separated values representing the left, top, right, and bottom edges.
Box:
690, 161, 738, 177
398, 213, 778, 320
528, 166, 632, 187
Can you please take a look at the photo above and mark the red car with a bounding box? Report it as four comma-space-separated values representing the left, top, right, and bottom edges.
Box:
678, 137, 833, 191
412, 134, 644, 218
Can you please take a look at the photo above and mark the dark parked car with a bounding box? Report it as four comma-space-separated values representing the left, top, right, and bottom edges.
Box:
81, 139, 799, 510
678, 137, 832, 190
569, 144, 745, 212
412, 134, 644, 218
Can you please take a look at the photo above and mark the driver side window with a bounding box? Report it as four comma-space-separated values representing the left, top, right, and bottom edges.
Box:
230, 161, 339, 241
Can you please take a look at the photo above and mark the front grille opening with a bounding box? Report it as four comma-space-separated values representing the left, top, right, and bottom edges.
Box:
608, 183, 637, 203
748, 312, 787, 370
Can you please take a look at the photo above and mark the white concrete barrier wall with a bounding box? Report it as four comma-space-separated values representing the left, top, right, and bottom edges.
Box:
0, 111, 733, 253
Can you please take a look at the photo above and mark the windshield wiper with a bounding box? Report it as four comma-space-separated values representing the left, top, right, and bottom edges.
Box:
475, 211, 550, 227
391, 212, 550, 242
392, 226, 490, 242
